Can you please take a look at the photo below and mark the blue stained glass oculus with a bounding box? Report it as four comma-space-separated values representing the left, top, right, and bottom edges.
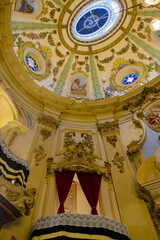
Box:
71, 0, 123, 42
25, 55, 38, 72
122, 73, 139, 85
76, 8, 109, 35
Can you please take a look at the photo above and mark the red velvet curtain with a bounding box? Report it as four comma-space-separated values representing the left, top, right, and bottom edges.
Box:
77, 172, 102, 215
55, 170, 75, 214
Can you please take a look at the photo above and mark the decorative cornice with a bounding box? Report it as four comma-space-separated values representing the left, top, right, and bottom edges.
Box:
37, 114, 61, 131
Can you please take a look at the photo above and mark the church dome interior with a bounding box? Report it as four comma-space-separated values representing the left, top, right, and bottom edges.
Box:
0, 0, 160, 239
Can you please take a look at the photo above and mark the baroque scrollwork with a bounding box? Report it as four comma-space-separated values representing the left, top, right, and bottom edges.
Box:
81, 133, 94, 150
0, 176, 36, 216
40, 129, 52, 141
112, 152, 124, 173
127, 140, 141, 155
34, 145, 46, 166
64, 132, 76, 148
97, 121, 119, 135
64, 142, 96, 163
106, 135, 117, 147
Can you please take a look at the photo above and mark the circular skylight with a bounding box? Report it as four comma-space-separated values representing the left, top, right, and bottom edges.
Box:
71, 0, 123, 42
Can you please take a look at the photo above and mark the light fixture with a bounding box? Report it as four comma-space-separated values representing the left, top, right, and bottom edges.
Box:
142, 0, 160, 6
150, 19, 160, 31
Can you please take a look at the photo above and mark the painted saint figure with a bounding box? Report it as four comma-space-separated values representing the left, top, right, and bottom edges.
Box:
71, 78, 87, 96
14, 0, 34, 13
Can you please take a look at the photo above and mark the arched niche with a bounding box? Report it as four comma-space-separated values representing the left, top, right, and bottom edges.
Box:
66, 73, 89, 99
137, 156, 160, 184
0, 87, 18, 128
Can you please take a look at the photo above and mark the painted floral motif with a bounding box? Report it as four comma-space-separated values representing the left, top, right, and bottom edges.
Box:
71, 56, 90, 76
13, 31, 70, 87
132, 17, 153, 41
36, 0, 61, 22
95, 38, 156, 72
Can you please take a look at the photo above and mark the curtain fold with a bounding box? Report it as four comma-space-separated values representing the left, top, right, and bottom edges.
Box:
55, 170, 75, 214
77, 171, 102, 215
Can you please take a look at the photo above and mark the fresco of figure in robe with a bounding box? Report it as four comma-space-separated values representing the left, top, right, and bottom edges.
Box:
14, 0, 38, 13
71, 77, 87, 96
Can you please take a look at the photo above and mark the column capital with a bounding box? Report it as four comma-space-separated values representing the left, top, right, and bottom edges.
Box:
96, 120, 119, 136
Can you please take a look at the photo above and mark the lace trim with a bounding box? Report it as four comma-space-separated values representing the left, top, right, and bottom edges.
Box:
0, 132, 31, 171
33, 214, 130, 238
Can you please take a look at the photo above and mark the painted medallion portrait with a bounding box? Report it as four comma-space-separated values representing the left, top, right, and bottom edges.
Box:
14, 0, 38, 13
145, 103, 160, 132
71, 77, 87, 96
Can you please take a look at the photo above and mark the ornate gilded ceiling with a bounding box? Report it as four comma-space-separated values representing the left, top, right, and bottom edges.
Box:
11, 0, 160, 102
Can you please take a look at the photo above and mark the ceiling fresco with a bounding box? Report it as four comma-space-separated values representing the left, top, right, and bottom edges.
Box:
11, 0, 160, 101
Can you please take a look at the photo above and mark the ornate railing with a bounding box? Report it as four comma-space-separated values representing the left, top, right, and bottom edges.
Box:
31, 213, 130, 240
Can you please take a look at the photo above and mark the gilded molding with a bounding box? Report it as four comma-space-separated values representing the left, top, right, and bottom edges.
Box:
127, 109, 146, 156
46, 158, 111, 183
97, 121, 119, 135
63, 142, 96, 163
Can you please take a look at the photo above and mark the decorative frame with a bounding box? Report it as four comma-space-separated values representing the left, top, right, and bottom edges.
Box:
145, 102, 160, 132
18, 41, 52, 81
110, 58, 148, 91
